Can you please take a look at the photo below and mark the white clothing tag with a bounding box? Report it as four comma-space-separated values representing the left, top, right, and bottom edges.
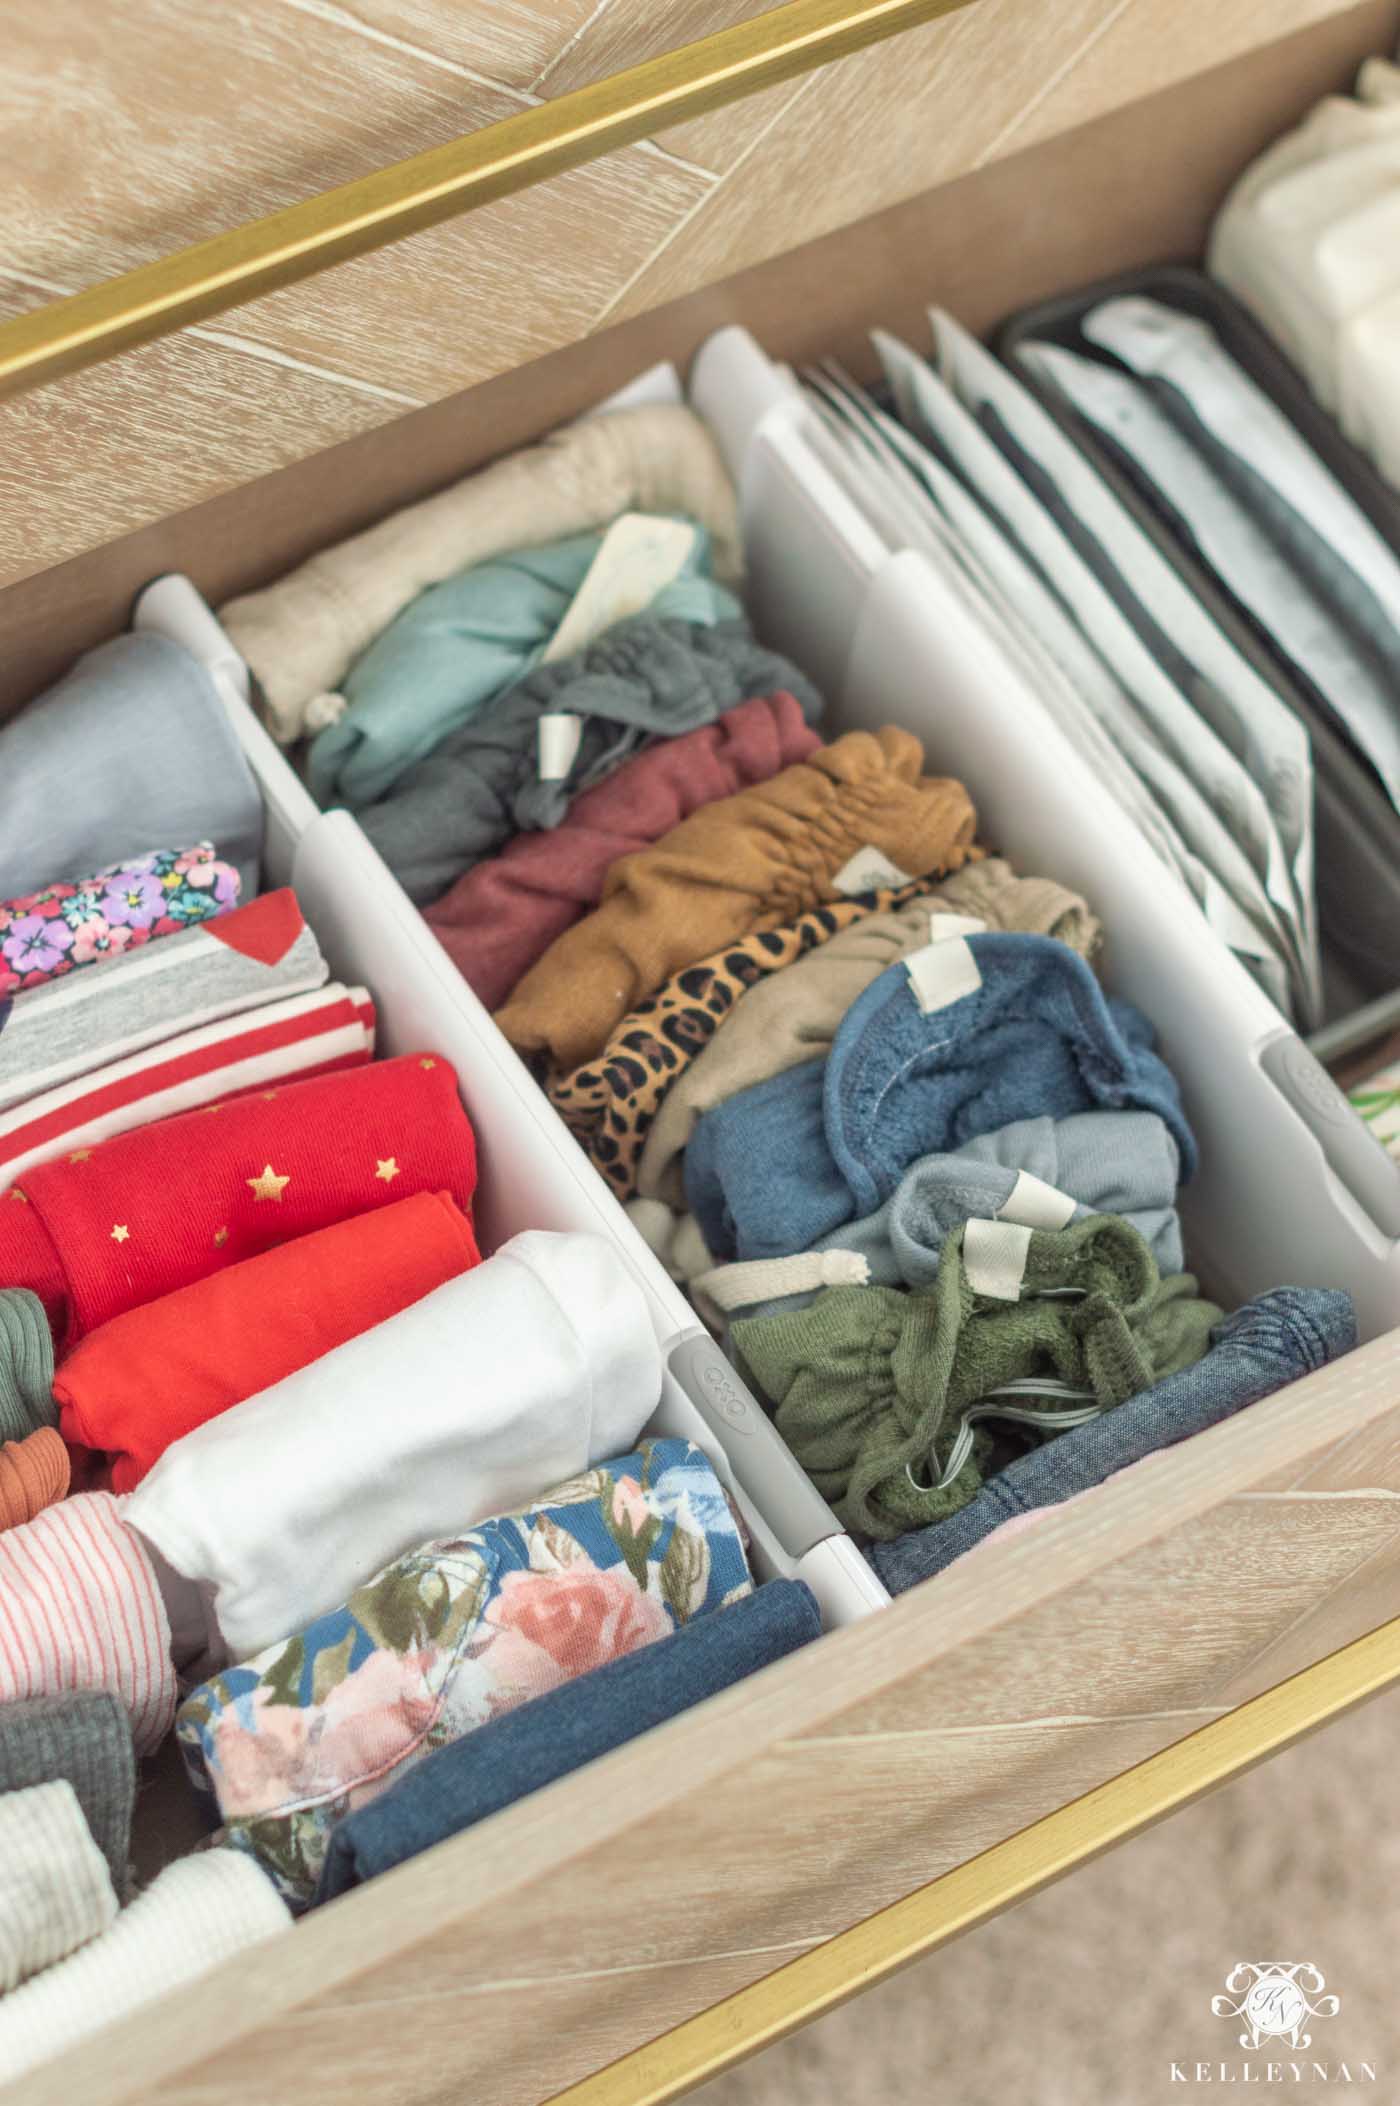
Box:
537, 712, 584, 783
962, 1218, 1032, 1302
543, 513, 698, 665
996, 1169, 1077, 1232
904, 936, 982, 1014
830, 844, 916, 896
927, 911, 986, 943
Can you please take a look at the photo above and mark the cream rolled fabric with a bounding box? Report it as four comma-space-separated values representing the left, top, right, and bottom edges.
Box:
125, 1230, 663, 1671
0, 1780, 119, 1993
220, 406, 742, 744
0, 1851, 289, 2081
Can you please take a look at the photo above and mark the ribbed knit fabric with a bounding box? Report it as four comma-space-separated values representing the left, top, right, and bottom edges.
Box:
427, 692, 822, 1008
0, 1427, 69, 1528
56, 1190, 481, 1492
220, 404, 744, 744
0, 1493, 176, 1754
733, 1216, 1222, 1540
497, 728, 977, 1068
0, 1052, 475, 1346
0, 1289, 57, 1440
0, 1850, 290, 2082
0, 1780, 119, 1992
0, 1694, 135, 1896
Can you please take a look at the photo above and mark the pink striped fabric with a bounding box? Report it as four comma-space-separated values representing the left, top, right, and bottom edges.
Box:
0, 1494, 175, 1755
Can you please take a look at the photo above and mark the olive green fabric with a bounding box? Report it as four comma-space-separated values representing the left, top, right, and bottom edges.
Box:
733, 1215, 1221, 1540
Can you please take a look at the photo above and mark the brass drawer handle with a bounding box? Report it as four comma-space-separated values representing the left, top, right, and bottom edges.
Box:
0, 0, 974, 404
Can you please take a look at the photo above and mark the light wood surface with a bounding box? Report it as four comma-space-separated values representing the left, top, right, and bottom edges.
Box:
0, 0, 1370, 586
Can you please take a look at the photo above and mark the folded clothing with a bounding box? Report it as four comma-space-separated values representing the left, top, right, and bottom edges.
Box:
688, 933, 1194, 1262
358, 614, 823, 906
870, 1286, 1357, 1591
0, 1693, 135, 1898
637, 859, 1099, 1206
127, 1229, 663, 1672
427, 693, 822, 1008
0, 981, 376, 1196
57, 1190, 481, 1493
696, 1108, 1185, 1321
0, 1290, 56, 1442
0, 889, 327, 1115
0, 1492, 176, 1754
548, 880, 942, 1201
498, 728, 978, 1068
0, 1779, 119, 1994
313, 1575, 819, 1903
0, 635, 264, 901
0, 1427, 69, 1528
178, 1437, 752, 1907
309, 527, 737, 809
0, 1849, 290, 2083
0, 843, 239, 1000
221, 404, 744, 745
733, 1215, 1222, 1539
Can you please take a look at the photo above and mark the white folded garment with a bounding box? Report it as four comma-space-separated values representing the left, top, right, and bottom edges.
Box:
0, 1780, 118, 1993
0, 1851, 289, 2081
126, 1229, 663, 1670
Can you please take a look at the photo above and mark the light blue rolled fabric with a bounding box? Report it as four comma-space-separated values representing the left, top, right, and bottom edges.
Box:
307, 524, 737, 809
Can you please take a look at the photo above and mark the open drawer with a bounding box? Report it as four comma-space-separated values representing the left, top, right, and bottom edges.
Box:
9, 8, 1400, 2104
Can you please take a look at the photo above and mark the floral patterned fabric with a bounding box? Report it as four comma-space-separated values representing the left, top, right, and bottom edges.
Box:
175, 1438, 752, 1907
0, 845, 239, 997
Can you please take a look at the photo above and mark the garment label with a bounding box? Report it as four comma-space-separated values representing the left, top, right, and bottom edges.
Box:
927, 912, 985, 943
830, 844, 916, 897
904, 936, 982, 1014
996, 1169, 1077, 1233
542, 513, 698, 666
537, 712, 584, 783
962, 1218, 1032, 1302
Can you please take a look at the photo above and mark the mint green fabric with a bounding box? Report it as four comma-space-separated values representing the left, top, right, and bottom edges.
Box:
308, 525, 737, 809
0, 1291, 56, 1446
733, 1216, 1221, 1540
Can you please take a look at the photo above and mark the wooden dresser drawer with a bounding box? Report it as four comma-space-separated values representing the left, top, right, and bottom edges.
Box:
5, 6, 1400, 2101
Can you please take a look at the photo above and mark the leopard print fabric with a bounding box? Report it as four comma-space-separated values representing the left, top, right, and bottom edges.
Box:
547, 881, 939, 1200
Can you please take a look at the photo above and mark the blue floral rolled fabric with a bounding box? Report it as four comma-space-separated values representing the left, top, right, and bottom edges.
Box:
175, 1438, 752, 1907
0, 845, 239, 996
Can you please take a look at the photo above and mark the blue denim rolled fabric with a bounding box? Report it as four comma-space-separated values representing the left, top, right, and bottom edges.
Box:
686, 933, 1194, 1262
313, 1577, 821, 1905
867, 1286, 1356, 1593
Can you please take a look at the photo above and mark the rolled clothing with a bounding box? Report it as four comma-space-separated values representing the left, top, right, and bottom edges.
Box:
125, 1229, 664, 1673
0, 1427, 69, 1529
686, 933, 1193, 1263
0, 1051, 472, 1345
0, 889, 328, 1115
0, 635, 264, 901
0, 1289, 57, 1443
869, 1286, 1356, 1591
637, 859, 1100, 1206
498, 728, 978, 1069
0, 1694, 135, 1898
220, 404, 744, 745
694, 1109, 1185, 1323
0, 1850, 290, 2084
0, 844, 240, 1002
358, 615, 823, 906
56, 1190, 481, 1493
733, 1215, 1222, 1540
0, 1492, 176, 1755
314, 1577, 820, 1904
177, 1439, 752, 1907
0, 1780, 119, 1994
0, 981, 377, 1197
427, 692, 821, 1008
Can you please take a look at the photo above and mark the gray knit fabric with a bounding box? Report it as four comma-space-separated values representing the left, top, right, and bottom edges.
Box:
0, 1290, 57, 1445
0, 1694, 135, 1898
355, 615, 824, 906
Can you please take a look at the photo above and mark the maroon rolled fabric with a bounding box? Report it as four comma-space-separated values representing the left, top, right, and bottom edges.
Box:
424, 692, 821, 1009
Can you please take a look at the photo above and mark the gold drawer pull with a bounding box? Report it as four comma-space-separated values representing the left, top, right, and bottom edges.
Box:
0, 0, 974, 404
548, 1610, 1400, 2104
